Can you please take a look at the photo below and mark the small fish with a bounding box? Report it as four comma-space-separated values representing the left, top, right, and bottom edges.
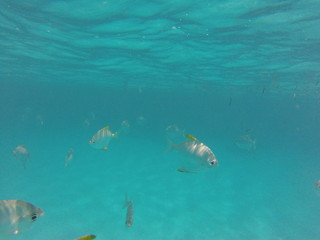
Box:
166, 125, 186, 143
235, 135, 256, 151
293, 93, 297, 101
169, 134, 219, 172
36, 114, 44, 126
314, 180, 320, 187
12, 145, 30, 169
76, 234, 96, 240
123, 195, 133, 227
177, 168, 198, 173
89, 126, 118, 150
65, 148, 74, 167
119, 120, 130, 133
136, 115, 146, 126
0, 200, 44, 235
83, 112, 96, 127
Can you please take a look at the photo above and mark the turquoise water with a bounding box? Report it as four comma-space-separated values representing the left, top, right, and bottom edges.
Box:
1, 1, 320, 240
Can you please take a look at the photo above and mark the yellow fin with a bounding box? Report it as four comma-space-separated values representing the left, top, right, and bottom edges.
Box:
185, 134, 198, 141
76, 234, 96, 240
103, 126, 110, 130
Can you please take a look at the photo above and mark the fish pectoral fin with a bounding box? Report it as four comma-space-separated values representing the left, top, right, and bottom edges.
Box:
102, 147, 108, 150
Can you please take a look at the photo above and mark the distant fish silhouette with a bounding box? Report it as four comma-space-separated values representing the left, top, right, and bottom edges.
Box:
12, 145, 30, 169
177, 168, 198, 173
65, 148, 74, 167
235, 135, 256, 151
123, 195, 133, 227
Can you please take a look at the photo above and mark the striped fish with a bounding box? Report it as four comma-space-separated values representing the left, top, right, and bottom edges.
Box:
89, 126, 117, 150
0, 200, 44, 235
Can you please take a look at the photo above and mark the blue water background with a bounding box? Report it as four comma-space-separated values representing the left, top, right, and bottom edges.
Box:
1, 1, 320, 240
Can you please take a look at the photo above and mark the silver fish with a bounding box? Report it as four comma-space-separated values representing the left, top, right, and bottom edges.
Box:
0, 200, 44, 235
65, 148, 74, 167
170, 134, 219, 171
89, 126, 117, 150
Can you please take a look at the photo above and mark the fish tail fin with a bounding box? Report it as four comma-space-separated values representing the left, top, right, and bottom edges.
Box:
113, 131, 120, 140
165, 138, 177, 153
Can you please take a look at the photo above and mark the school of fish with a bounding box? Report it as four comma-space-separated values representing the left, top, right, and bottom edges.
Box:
4, 121, 221, 238
5, 119, 318, 239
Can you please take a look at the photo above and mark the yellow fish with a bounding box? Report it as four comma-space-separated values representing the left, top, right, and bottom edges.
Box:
75, 234, 96, 240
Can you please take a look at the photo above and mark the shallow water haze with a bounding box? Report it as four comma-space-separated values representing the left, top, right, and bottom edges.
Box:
1, 1, 320, 240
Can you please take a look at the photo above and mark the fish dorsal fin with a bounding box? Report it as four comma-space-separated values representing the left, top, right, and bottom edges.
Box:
103, 126, 110, 130
185, 134, 198, 141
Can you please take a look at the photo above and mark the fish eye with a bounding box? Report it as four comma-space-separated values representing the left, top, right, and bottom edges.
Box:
31, 214, 37, 221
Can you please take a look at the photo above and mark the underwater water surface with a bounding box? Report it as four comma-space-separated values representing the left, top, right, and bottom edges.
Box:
1, 1, 320, 240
